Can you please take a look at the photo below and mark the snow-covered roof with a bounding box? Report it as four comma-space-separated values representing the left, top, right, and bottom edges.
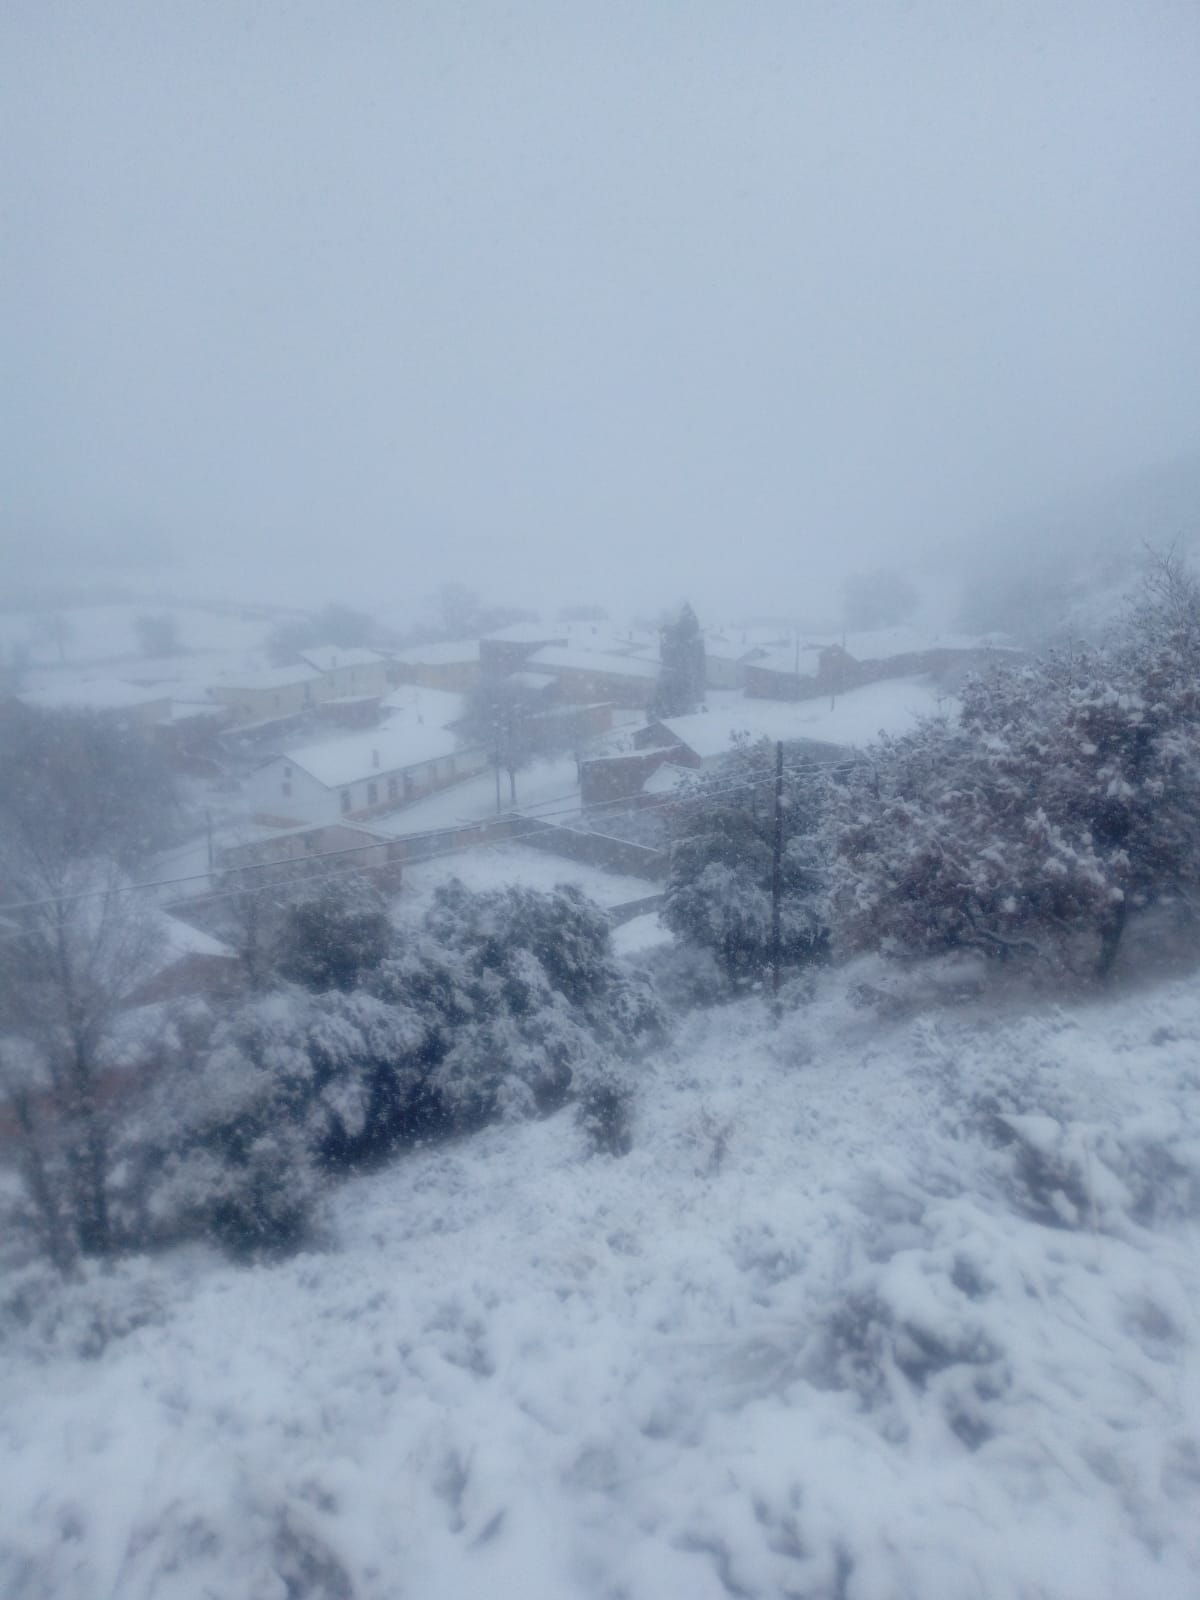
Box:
482, 623, 564, 644
214, 664, 324, 691
703, 639, 768, 663
299, 646, 387, 673
391, 640, 481, 666
642, 761, 692, 794
656, 677, 949, 762
528, 646, 658, 679
279, 724, 469, 788
18, 678, 171, 713
160, 914, 234, 961
381, 684, 467, 727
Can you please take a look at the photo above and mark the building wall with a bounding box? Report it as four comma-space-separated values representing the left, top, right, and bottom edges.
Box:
393, 660, 481, 692
704, 655, 750, 690
517, 817, 668, 881
252, 746, 490, 826
478, 637, 567, 678
218, 822, 405, 890
317, 660, 391, 700
543, 664, 656, 708
743, 646, 855, 702
213, 677, 325, 725
581, 747, 677, 806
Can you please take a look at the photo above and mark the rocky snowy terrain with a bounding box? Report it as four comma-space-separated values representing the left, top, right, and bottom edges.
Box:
2, 957, 1199, 1600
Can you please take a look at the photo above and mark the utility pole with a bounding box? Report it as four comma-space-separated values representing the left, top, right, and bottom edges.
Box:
771, 740, 784, 1003
493, 716, 502, 815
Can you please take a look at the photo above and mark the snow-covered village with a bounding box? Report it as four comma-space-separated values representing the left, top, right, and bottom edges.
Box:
4, 6, 1200, 1599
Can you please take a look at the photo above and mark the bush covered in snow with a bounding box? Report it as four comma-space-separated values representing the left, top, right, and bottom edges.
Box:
105, 881, 662, 1261
372, 879, 663, 1132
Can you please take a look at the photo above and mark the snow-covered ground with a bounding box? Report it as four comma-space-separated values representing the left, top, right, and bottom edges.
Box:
2, 962, 1198, 1599
0, 602, 278, 673
395, 843, 657, 920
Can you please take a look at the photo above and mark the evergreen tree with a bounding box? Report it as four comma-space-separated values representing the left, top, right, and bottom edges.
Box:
654, 603, 706, 718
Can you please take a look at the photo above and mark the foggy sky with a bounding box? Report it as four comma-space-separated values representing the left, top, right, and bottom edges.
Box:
4, 1, 1199, 622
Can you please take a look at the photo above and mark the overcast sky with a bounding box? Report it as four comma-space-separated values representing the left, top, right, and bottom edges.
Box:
4, 1, 1199, 621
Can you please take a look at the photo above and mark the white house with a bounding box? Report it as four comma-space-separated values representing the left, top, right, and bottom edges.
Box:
298, 646, 391, 701
250, 724, 489, 825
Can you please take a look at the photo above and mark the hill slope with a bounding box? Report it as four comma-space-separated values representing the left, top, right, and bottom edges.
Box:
2, 963, 1199, 1599
953, 448, 1200, 645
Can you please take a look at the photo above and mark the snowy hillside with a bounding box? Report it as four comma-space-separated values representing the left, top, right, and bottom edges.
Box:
2, 962, 1198, 1600
954, 450, 1200, 646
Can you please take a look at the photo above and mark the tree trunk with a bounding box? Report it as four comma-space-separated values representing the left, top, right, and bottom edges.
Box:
1096, 898, 1127, 982
67, 1033, 111, 1256
12, 1092, 76, 1275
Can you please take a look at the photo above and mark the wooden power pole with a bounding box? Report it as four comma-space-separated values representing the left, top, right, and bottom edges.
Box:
771, 740, 784, 1001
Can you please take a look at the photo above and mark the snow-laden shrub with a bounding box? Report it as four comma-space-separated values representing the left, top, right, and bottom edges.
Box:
123, 988, 434, 1256
274, 878, 393, 993
113, 883, 663, 1260
371, 880, 664, 1133
575, 1077, 635, 1157
0, 1255, 167, 1360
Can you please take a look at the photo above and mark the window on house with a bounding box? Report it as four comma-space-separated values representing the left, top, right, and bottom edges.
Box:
367, 781, 378, 806
387, 776, 399, 801
282, 781, 292, 798
340, 789, 351, 814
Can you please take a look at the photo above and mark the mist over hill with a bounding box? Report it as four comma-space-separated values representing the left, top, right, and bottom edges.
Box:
950, 448, 1200, 646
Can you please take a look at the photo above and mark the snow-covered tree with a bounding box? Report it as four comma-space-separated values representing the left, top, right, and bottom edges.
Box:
0, 858, 162, 1263
458, 677, 574, 805
0, 704, 177, 869
125, 987, 434, 1254
830, 558, 1200, 977
662, 740, 830, 990
653, 602, 706, 718
274, 877, 393, 993
371, 880, 663, 1130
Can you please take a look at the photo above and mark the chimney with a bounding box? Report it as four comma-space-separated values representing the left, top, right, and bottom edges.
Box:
372, 748, 380, 768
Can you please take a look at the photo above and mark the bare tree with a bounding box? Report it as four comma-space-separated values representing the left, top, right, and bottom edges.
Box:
0, 855, 161, 1264
35, 611, 74, 665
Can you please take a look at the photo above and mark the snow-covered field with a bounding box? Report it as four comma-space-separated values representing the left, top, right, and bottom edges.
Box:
2, 965, 1199, 1599
0, 603, 277, 672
